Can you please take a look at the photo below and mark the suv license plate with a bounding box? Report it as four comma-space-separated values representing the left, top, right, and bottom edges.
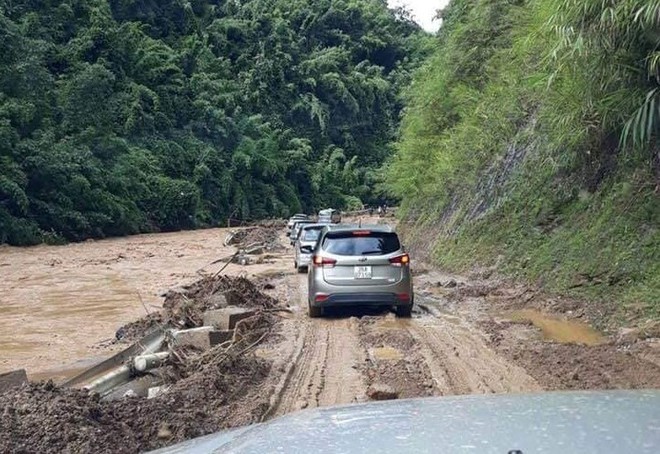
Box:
354, 266, 372, 279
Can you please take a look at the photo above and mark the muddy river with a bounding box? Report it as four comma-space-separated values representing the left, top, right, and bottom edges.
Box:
0, 228, 253, 378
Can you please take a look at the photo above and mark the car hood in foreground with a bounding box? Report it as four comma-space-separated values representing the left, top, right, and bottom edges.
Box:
150, 391, 660, 454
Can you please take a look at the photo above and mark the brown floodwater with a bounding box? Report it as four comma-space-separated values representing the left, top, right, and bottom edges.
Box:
505, 309, 606, 346
0, 227, 255, 377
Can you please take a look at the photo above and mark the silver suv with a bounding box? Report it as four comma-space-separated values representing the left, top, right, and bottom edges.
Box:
307, 225, 413, 318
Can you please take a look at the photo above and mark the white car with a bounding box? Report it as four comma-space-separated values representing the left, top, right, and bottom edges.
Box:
287, 214, 309, 231
294, 224, 326, 272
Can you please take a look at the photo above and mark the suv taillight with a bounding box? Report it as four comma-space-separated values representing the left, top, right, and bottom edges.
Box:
389, 253, 410, 267
313, 255, 337, 268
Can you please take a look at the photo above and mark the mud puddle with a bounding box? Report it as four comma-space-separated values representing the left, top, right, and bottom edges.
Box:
369, 346, 404, 361
503, 309, 606, 346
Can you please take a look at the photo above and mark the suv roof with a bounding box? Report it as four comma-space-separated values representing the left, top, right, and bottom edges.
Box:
323, 224, 395, 234
300, 223, 328, 230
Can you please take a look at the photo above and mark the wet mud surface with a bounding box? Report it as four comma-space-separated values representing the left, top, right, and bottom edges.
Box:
0, 227, 282, 376
1, 223, 659, 453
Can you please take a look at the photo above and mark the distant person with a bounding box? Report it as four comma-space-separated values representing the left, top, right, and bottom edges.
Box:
377, 206, 382, 216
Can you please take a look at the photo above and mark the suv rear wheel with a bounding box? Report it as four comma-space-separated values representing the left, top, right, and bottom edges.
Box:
395, 305, 412, 318
308, 301, 323, 318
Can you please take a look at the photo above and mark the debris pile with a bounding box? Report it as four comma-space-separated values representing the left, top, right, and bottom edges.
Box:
0, 350, 272, 453
0, 275, 282, 454
223, 226, 284, 252
117, 275, 277, 342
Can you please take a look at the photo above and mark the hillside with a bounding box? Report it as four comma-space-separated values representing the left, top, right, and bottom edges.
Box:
389, 0, 660, 326
0, 0, 429, 245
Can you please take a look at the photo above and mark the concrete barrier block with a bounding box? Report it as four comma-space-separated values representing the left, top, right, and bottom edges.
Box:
203, 307, 256, 330
0, 369, 28, 392
209, 330, 234, 346
205, 293, 228, 308
173, 326, 214, 350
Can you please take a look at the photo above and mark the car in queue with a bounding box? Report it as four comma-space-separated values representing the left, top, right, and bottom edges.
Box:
289, 219, 315, 245
307, 224, 413, 318
317, 208, 341, 224
287, 214, 309, 232
294, 223, 327, 273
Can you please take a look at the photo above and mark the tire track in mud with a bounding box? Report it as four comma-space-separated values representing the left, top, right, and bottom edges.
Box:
266, 272, 541, 419
352, 306, 540, 399
356, 315, 436, 399
403, 310, 541, 394
268, 275, 367, 417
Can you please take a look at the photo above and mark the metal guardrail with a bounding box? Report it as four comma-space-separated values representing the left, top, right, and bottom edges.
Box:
62, 328, 166, 390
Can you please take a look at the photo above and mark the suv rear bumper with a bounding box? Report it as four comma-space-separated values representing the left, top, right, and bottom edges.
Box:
310, 292, 413, 308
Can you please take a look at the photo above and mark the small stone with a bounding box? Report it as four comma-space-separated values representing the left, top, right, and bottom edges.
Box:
444, 279, 458, 288
366, 383, 399, 401
157, 424, 172, 439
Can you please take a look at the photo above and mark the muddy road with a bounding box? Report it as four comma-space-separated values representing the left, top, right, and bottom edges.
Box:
258, 265, 660, 413
2, 223, 660, 452
259, 271, 544, 418
2, 224, 659, 395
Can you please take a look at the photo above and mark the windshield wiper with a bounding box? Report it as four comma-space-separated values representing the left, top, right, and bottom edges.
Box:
361, 250, 383, 255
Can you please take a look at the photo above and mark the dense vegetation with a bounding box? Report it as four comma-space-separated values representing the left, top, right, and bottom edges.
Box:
0, 0, 428, 245
390, 0, 660, 322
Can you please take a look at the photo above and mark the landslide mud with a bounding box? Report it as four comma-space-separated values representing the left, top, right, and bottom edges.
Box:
416, 270, 660, 391
117, 275, 278, 342
1, 354, 273, 454
1, 274, 282, 454
0, 227, 284, 376
2, 222, 660, 453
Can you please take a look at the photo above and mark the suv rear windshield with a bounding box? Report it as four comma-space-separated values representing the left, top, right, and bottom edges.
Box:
322, 231, 400, 256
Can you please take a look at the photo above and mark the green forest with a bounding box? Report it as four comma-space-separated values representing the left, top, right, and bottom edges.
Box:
0, 0, 429, 245
2, 0, 658, 318
389, 0, 659, 320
